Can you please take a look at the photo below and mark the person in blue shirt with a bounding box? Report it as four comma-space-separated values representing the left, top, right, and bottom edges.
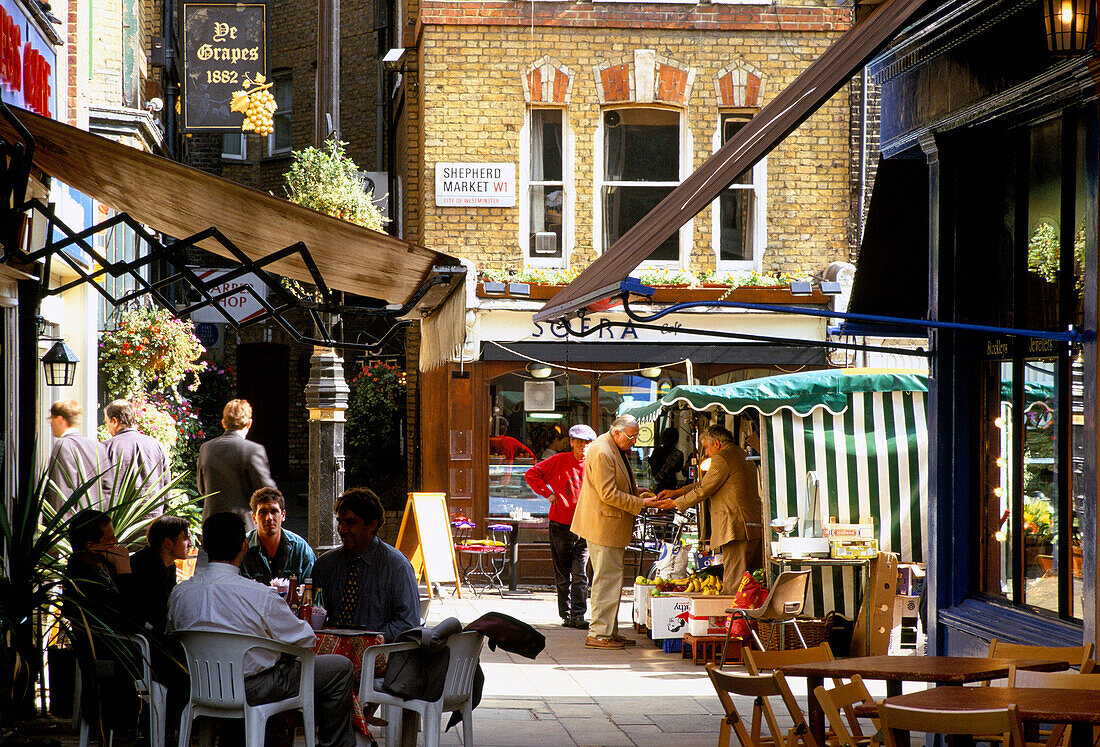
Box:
240, 487, 316, 586
312, 487, 419, 641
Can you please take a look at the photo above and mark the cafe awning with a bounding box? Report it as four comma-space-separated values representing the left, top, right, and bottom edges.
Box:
533, 0, 932, 324
0, 106, 461, 313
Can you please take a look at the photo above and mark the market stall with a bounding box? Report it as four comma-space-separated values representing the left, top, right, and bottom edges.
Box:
621, 368, 929, 616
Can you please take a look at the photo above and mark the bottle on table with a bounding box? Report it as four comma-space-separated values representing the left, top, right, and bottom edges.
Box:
287, 573, 299, 613
299, 578, 314, 622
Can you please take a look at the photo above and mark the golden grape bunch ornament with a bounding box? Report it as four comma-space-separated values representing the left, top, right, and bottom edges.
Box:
230, 73, 277, 136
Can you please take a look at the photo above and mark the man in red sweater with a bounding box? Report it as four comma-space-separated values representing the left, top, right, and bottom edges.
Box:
525, 424, 598, 629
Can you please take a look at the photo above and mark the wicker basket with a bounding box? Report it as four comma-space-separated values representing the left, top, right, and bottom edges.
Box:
754, 612, 834, 651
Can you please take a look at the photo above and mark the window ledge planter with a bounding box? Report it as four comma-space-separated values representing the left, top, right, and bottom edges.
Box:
475, 281, 830, 304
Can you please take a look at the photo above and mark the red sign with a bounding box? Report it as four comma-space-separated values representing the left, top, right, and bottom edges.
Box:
0, 0, 55, 118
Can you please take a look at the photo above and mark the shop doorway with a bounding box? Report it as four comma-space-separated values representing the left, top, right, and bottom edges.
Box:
236, 342, 290, 481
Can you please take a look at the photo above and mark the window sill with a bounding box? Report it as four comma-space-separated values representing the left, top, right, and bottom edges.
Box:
938, 596, 1084, 648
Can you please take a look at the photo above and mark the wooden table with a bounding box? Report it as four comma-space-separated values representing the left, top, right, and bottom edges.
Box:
781, 656, 1069, 746
882, 686, 1100, 747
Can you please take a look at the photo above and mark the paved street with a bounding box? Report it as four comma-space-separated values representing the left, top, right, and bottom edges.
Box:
414, 587, 911, 747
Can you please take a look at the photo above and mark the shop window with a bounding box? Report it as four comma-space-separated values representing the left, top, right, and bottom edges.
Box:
96, 213, 147, 329
974, 112, 1085, 621
269, 72, 293, 155
222, 134, 247, 161
523, 108, 568, 267
714, 112, 766, 269
597, 107, 683, 264
596, 372, 687, 491
487, 372, 592, 517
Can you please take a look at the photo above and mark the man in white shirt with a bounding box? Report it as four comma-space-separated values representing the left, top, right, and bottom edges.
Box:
168, 512, 354, 747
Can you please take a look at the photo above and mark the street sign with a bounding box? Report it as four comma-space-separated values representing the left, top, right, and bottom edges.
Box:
181, 2, 268, 132
435, 163, 515, 207
190, 269, 269, 323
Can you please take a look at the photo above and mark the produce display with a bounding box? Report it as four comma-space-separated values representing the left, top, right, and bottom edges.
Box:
635, 572, 725, 596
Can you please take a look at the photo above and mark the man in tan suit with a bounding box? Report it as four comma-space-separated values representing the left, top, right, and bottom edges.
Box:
657, 424, 763, 593
571, 415, 660, 650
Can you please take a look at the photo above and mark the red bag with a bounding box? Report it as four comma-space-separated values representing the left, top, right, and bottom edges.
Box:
726, 572, 768, 639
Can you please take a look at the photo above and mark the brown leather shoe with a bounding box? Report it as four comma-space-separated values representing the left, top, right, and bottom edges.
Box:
585, 635, 625, 650
610, 634, 637, 647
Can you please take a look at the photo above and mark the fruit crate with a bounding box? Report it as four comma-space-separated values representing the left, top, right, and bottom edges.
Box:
683, 633, 740, 665
634, 622, 648, 634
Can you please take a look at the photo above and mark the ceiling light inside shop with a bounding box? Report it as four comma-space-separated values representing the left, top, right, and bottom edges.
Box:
528, 364, 553, 379
640, 367, 662, 379
527, 412, 565, 421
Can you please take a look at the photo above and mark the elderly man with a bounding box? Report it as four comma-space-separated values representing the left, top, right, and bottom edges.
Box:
104, 399, 171, 508
525, 423, 597, 629
312, 488, 419, 641
47, 399, 110, 510
657, 424, 763, 593
197, 399, 275, 526
241, 487, 316, 586
570, 415, 660, 650
168, 513, 355, 747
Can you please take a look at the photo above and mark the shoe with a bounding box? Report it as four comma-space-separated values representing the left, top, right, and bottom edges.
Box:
585, 635, 625, 650
562, 617, 590, 629
610, 634, 637, 647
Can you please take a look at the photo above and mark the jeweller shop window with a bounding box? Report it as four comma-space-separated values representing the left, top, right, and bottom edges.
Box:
974, 112, 1086, 620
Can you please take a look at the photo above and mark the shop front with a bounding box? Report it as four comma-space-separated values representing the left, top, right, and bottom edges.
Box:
418, 293, 835, 583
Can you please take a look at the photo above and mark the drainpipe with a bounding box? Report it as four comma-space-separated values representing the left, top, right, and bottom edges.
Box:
856, 65, 868, 258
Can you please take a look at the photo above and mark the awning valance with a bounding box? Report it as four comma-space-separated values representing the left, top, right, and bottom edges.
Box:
534, 0, 932, 323
618, 368, 929, 420
1, 106, 459, 310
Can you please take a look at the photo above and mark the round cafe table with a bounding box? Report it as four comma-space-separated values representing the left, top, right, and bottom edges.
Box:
313, 628, 386, 738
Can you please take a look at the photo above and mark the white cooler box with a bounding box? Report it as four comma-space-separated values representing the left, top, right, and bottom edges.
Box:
647, 595, 691, 639
633, 583, 651, 626
686, 595, 739, 637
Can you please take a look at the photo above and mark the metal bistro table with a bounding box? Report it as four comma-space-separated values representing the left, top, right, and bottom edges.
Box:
781, 655, 1069, 747
880, 686, 1100, 747
486, 516, 546, 591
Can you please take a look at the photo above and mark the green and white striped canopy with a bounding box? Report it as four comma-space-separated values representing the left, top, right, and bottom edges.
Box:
619, 368, 929, 616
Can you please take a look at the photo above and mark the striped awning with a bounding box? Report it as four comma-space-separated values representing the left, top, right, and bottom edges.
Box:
618, 367, 929, 616
760, 386, 928, 616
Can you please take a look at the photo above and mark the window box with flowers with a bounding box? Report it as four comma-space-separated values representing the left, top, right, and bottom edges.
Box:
475, 267, 828, 304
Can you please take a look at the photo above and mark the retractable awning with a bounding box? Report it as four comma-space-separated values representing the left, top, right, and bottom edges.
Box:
534, 0, 932, 323
0, 106, 461, 311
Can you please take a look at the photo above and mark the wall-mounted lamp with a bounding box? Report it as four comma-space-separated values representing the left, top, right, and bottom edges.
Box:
528, 363, 553, 379
819, 281, 843, 296
640, 366, 662, 379
42, 341, 79, 387
789, 281, 813, 296
1044, 0, 1091, 53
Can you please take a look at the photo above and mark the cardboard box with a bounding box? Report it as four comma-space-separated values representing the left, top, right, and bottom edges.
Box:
851, 552, 897, 656
685, 595, 738, 637
831, 539, 879, 559
633, 583, 652, 625
648, 595, 692, 640
824, 518, 875, 540
896, 563, 926, 597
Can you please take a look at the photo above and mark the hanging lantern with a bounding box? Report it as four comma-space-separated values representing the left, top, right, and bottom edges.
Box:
41, 341, 79, 387
1044, 0, 1091, 54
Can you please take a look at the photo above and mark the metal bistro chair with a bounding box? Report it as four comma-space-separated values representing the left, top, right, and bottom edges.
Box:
723, 569, 811, 659
175, 630, 317, 747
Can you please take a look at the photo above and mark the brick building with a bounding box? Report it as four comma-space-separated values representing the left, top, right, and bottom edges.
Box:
392, 0, 870, 580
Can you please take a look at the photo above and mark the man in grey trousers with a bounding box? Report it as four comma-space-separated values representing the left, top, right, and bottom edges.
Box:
197, 398, 275, 528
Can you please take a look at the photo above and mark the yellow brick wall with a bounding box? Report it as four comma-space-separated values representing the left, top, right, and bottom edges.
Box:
416, 25, 851, 277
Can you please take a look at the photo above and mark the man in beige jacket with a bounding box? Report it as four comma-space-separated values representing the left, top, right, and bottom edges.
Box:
571, 415, 660, 650
657, 424, 763, 593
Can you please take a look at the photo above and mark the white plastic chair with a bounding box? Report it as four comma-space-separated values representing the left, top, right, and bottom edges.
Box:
76, 632, 168, 747
358, 631, 484, 747
175, 630, 316, 747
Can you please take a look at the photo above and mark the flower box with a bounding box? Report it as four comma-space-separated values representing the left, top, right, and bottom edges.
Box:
475, 281, 830, 304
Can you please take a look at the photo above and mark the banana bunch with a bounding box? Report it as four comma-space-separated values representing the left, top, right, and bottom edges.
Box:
686, 574, 725, 595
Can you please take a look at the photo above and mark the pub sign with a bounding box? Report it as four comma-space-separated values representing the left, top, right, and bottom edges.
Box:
181, 2, 267, 132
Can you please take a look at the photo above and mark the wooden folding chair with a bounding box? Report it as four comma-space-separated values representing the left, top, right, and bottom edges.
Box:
879, 703, 1026, 747
705, 664, 819, 747
984, 639, 1095, 684
746, 644, 846, 744
814, 674, 882, 747
1008, 664, 1100, 747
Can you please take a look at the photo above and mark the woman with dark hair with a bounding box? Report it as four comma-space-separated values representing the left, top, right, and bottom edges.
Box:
647, 427, 685, 493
